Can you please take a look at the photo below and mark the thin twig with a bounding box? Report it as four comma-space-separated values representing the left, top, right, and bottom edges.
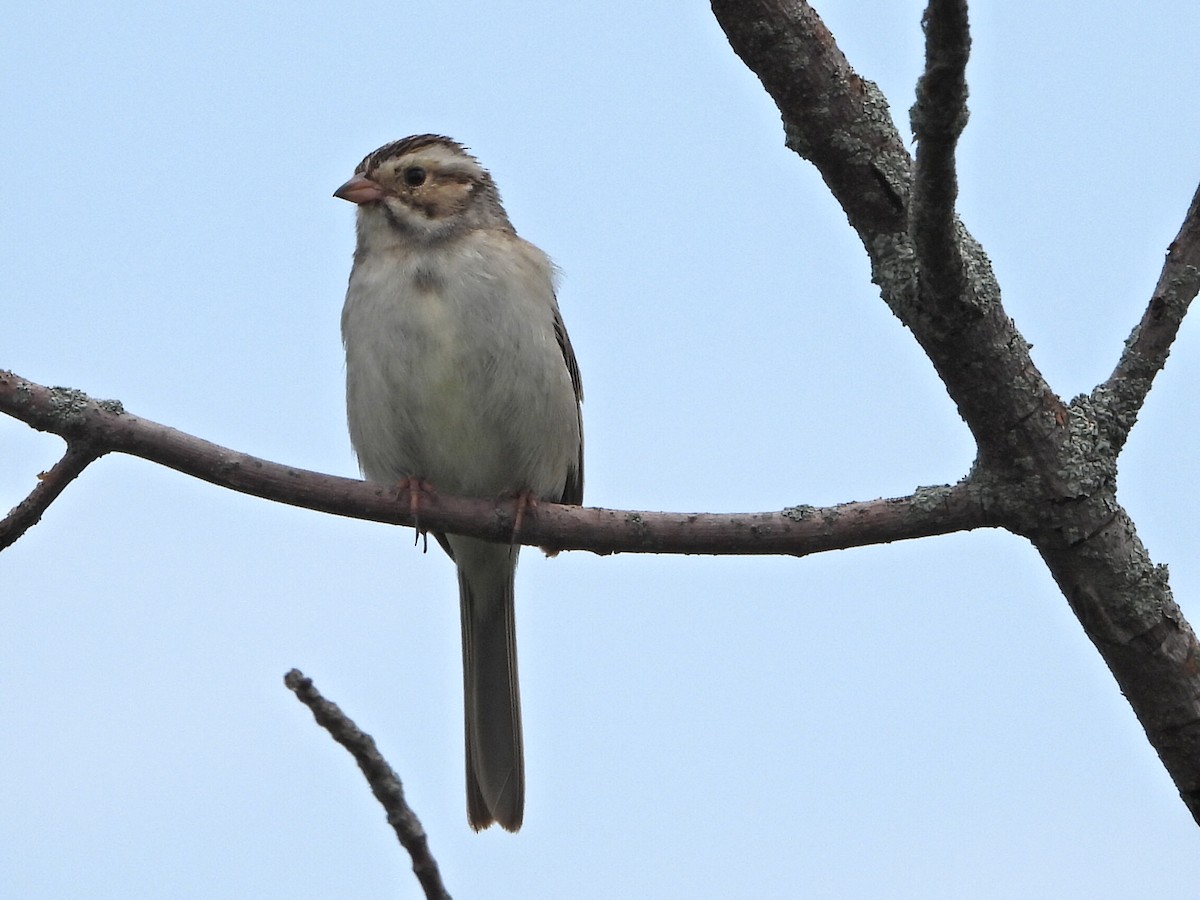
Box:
0, 370, 996, 556
0, 442, 102, 550
1096, 180, 1200, 452
284, 669, 451, 900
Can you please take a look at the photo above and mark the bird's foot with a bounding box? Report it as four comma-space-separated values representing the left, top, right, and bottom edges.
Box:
393, 477, 436, 548
511, 490, 539, 546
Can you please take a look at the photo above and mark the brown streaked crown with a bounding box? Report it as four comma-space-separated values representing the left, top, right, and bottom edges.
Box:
356, 134, 474, 175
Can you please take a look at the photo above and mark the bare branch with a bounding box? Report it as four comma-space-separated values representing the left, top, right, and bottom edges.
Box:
710, 0, 911, 240
0, 442, 101, 550
1095, 180, 1200, 452
284, 670, 451, 900
909, 0, 971, 315
710, 0, 1200, 826
1037, 513, 1200, 822
0, 370, 995, 556
711, 2, 1063, 469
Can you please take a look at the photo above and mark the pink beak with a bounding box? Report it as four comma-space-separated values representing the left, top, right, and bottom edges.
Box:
333, 173, 385, 204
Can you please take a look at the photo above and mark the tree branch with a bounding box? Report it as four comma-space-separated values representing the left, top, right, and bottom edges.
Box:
284, 670, 451, 900
1095, 180, 1200, 453
0, 442, 102, 550
709, 0, 911, 240
1037, 514, 1200, 818
711, 0, 1200, 826
711, 0, 1064, 476
909, 0, 971, 317
0, 369, 995, 557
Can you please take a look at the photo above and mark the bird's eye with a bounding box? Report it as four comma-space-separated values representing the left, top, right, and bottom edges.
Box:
403, 166, 427, 187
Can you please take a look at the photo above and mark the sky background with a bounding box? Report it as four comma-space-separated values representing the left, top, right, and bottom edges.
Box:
3, 2, 1200, 897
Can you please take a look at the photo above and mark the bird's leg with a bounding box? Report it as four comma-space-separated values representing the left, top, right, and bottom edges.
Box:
393, 477, 436, 549
510, 490, 539, 547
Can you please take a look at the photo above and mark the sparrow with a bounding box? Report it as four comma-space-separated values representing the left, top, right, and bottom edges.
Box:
335, 135, 584, 832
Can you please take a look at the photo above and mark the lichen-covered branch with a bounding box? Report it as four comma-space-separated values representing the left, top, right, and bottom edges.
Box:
284, 670, 451, 900
909, 0, 971, 317
1037, 514, 1200, 816
711, 0, 1061, 469
710, 0, 1200, 825
709, 0, 911, 241
1095, 181, 1200, 453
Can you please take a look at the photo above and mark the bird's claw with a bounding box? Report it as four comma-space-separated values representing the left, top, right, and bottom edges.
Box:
393, 477, 436, 548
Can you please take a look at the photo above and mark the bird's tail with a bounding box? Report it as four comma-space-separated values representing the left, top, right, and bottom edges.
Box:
452, 536, 524, 832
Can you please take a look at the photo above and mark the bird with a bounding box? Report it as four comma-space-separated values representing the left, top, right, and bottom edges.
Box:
335, 135, 584, 832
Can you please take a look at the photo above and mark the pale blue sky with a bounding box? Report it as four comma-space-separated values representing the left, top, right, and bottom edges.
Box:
3, 2, 1199, 897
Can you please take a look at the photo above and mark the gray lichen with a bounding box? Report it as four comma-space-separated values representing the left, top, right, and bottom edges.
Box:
46, 386, 94, 427
781, 504, 818, 522
909, 485, 951, 513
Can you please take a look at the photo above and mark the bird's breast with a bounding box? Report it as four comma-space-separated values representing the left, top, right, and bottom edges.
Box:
342, 243, 577, 501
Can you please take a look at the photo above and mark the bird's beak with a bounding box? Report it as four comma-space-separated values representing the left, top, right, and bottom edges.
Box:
333, 173, 385, 205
